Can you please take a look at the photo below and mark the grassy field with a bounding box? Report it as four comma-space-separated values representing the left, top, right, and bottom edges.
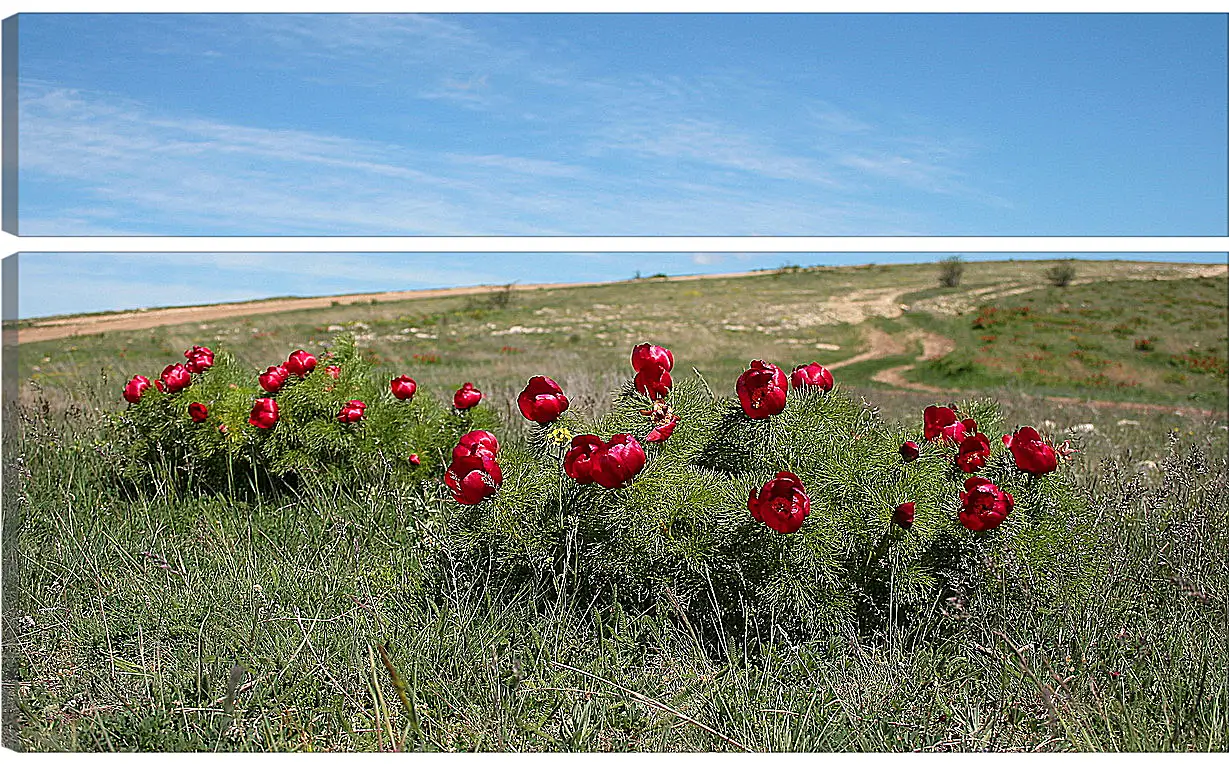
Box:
15, 259, 1228, 417
4, 258, 1228, 751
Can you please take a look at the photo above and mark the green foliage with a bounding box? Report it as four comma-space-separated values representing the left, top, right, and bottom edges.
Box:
105, 334, 1095, 643
11, 349, 1227, 751
448, 372, 1093, 639
113, 333, 500, 492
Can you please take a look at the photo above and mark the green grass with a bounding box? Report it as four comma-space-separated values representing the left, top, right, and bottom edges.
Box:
904, 275, 1228, 409
6, 259, 1228, 751
7, 382, 1226, 752
18, 261, 1226, 416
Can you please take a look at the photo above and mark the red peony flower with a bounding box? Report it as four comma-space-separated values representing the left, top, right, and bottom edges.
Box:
736, 360, 788, 419
159, 364, 192, 394
517, 375, 570, 425
645, 416, 678, 443
956, 432, 992, 473
452, 429, 500, 462
188, 402, 208, 423
445, 453, 503, 505
123, 375, 153, 403
748, 471, 811, 534
590, 434, 647, 489
285, 349, 317, 377
325, 365, 341, 379
563, 434, 605, 484
923, 405, 976, 443
248, 397, 279, 430
183, 345, 214, 374
959, 476, 1014, 532
631, 343, 674, 375
259, 364, 289, 393
1003, 426, 1059, 475
790, 362, 834, 392
390, 375, 417, 401
631, 343, 674, 399
337, 400, 366, 424
900, 440, 921, 462
893, 502, 916, 529
634, 368, 673, 400
453, 382, 483, 410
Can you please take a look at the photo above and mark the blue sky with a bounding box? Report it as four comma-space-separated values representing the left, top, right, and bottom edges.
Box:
17, 13, 1228, 236
16, 252, 1228, 319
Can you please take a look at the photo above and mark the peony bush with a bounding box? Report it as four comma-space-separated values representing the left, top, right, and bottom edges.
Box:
114, 333, 499, 489
115, 332, 1095, 638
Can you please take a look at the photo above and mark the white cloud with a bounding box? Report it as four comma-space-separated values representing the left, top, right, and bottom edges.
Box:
18, 15, 1000, 235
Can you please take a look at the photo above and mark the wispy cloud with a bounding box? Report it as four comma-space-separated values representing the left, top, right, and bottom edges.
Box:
19, 84, 594, 234
19, 15, 1000, 235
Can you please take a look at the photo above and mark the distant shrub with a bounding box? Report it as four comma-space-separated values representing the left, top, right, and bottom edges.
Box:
488, 283, 515, 309
1046, 260, 1078, 287
938, 255, 964, 287
1134, 337, 1155, 352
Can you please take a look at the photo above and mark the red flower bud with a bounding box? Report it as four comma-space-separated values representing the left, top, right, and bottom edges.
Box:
900, 440, 921, 462
409, 453, 421, 466
259, 364, 289, 393
123, 375, 153, 404
285, 349, 317, 377
325, 365, 341, 379
955, 432, 992, 473
634, 368, 673, 400
590, 434, 647, 489
893, 502, 916, 529
248, 397, 279, 430
645, 416, 678, 443
159, 364, 192, 394
631, 343, 674, 375
187, 402, 208, 423
748, 471, 811, 534
923, 406, 976, 443
1003, 426, 1059, 475
736, 360, 788, 419
959, 476, 1014, 532
790, 362, 834, 392
445, 452, 502, 505
452, 429, 500, 462
563, 434, 605, 485
453, 382, 483, 410
390, 375, 417, 401
183, 345, 214, 374
517, 375, 569, 425
337, 400, 366, 424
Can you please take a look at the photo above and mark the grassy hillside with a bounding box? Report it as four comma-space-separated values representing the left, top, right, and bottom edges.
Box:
16, 259, 1228, 417
5, 258, 1228, 752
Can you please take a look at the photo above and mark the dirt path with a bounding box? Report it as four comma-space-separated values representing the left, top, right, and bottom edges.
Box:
908, 264, 1227, 316
870, 332, 956, 393
843, 326, 1223, 419
17, 271, 765, 345
17, 263, 1226, 420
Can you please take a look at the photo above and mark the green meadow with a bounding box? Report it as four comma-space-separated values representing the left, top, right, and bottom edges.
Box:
5, 259, 1226, 751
